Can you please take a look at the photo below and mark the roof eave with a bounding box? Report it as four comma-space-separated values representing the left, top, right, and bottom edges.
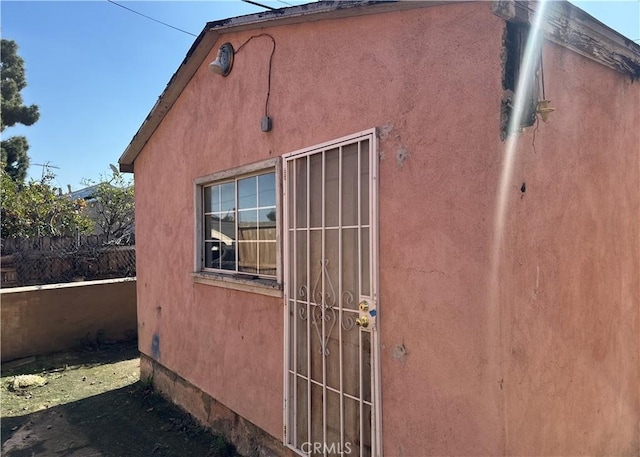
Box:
117, 1, 459, 173
118, 0, 640, 173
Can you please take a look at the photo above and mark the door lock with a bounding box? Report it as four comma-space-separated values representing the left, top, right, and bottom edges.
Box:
359, 301, 369, 312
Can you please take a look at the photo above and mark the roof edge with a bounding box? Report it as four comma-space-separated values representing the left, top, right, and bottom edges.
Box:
204, 0, 455, 33
119, 0, 640, 172
117, 0, 459, 172
493, 0, 640, 79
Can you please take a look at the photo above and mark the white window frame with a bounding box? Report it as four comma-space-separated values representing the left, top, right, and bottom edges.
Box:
192, 157, 282, 296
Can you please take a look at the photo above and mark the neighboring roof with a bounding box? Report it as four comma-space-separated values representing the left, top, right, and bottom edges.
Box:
69, 184, 102, 201
118, 0, 640, 173
69, 183, 119, 201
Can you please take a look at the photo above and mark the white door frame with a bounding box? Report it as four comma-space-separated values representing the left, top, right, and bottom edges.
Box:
282, 128, 381, 456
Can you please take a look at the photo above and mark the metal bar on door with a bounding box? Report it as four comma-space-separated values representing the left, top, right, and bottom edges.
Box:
321, 149, 327, 457
338, 146, 345, 455
306, 156, 312, 449
357, 141, 364, 457
283, 161, 289, 446
292, 161, 298, 447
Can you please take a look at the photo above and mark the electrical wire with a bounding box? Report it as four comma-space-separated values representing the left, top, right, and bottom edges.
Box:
106, 0, 197, 37
235, 34, 276, 117
539, 51, 546, 100
241, 0, 275, 10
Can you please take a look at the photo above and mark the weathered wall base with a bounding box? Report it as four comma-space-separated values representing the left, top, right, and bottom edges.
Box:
141, 354, 294, 457
1, 278, 137, 362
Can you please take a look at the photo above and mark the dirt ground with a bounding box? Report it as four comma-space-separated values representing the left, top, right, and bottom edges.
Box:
1, 342, 238, 456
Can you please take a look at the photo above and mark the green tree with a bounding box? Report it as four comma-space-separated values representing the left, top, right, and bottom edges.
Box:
1, 170, 92, 239
1, 39, 40, 183
84, 169, 134, 242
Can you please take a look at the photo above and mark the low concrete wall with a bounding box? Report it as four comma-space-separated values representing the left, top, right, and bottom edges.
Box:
1, 278, 137, 362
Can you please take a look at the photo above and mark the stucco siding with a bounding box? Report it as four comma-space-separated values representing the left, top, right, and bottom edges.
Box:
499, 40, 640, 455
132, 0, 639, 454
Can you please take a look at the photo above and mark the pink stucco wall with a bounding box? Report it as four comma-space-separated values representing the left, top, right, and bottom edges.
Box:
497, 41, 640, 455
133, 1, 638, 454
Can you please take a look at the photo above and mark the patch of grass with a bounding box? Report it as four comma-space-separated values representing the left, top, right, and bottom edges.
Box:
1, 345, 241, 456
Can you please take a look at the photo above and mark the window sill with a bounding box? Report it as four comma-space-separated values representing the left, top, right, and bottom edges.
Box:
191, 271, 283, 297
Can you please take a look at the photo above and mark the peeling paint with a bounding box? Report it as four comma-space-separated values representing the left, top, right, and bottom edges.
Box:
396, 147, 409, 169
377, 123, 394, 140
392, 343, 407, 360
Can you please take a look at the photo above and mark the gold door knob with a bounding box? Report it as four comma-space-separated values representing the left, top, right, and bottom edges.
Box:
356, 316, 369, 328
359, 301, 369, 312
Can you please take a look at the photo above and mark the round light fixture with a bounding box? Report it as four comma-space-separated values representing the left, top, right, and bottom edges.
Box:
209, 43, 234, 77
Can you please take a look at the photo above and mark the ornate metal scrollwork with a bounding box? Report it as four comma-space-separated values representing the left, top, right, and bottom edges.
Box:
342, 291, 354, 306
341, 314, 355, 331
300, 260, 358, 356
311, 304, 336, 356
340, 291, 356, 330
311, 259, 336, 308
306, 259, 339, 356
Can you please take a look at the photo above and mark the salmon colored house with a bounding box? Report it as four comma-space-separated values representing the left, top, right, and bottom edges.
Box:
118, 1, 640, 455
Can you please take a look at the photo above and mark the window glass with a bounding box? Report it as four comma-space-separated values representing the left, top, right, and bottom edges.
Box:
204, 242, 221, 269
220, 219, 236, 240
220, 182, 235, 213
258, 209, 276, 241
220, 242, 236, 271
238, 176, 257, 209
258, 173, 276, 207
205, 215, 221, 241
238, 210, 258, 229
202, 170, 276, 279
238, 242, 258, 275
258, 241, 276, 276
204, 186, 220, 213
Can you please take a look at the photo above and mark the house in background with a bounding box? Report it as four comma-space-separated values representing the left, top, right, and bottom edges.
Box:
119, 1, 639, 455
69, 183, 135, 241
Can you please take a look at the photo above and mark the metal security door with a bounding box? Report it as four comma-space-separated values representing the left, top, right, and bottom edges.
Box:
284, 130, 380, 457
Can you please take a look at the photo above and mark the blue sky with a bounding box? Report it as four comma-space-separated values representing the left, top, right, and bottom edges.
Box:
2, 1, 638, 191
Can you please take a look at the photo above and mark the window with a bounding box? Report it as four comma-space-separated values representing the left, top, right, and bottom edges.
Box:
203, 171, 276, 277
194, 158, 281, 290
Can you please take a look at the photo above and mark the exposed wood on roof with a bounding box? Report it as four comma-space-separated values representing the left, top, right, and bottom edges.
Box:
493, 0, 640, 80
119, 0, 640, 172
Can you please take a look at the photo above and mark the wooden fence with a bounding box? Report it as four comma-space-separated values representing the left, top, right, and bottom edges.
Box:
1, 235, 135, 288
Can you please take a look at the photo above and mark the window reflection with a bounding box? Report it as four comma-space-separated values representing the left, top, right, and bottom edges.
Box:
204, 242, 221, 269
259, 209, 276, 241
258, 173, 276, 207
238, 242, 258, 274
238, 176, 257, 209
220, 242, 236, 271
203, 171, 276, 278
220, 182, 235, 212
258, 241, 276, 276
238, 210, 258, 227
